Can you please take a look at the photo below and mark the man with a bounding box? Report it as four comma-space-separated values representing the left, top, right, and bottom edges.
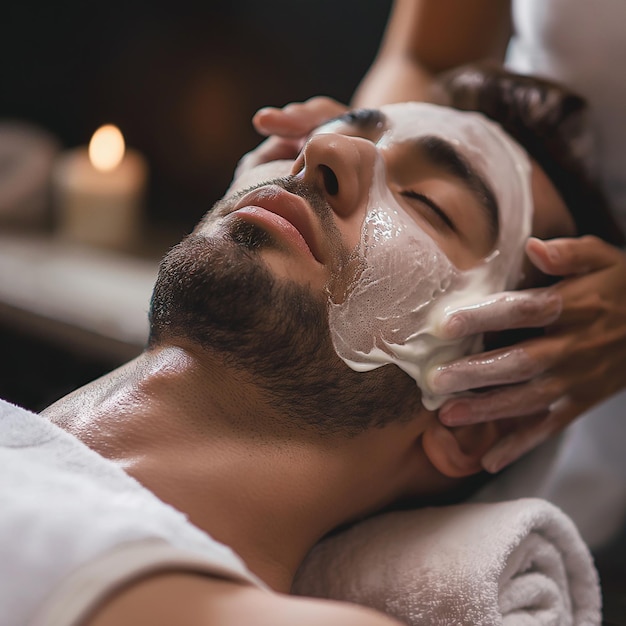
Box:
0, 65, 615, 626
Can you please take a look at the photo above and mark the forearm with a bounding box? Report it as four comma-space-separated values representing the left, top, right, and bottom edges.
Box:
351, 55, 437, 108
352, 0, 511, 109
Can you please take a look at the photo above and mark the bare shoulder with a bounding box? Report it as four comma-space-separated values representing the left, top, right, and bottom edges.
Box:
86, 573, 403, 626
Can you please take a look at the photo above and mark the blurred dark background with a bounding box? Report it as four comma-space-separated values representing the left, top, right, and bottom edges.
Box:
1, 0, 392, 241
0, 0, 392, 411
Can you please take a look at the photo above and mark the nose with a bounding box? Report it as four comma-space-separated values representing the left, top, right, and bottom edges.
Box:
292, 133, 378, 218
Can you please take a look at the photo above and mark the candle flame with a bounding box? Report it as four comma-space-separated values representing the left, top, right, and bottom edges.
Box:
89, 124, 125, 171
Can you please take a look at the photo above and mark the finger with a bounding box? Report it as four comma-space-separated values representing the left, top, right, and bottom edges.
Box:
439, 289, 562, 340
438, 376, 565, 426
253, 106, 313, 137
253, 97, 348, 137
480, 423, 553, 474
480, 397, 580, 473
544, 259, 626, 327
431, 334, 569, 396
430, 349, 536, 397
526, 235, 623, 277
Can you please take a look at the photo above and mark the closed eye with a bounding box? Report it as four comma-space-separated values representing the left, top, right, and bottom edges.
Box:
400, 190, 456, 232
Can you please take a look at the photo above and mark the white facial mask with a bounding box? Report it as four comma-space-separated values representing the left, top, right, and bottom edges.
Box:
328, 103, 533, 409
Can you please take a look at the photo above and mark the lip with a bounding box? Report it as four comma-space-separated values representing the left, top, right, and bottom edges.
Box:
231, 185, 325, 263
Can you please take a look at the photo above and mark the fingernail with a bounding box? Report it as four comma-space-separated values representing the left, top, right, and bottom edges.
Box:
526, 240, 550, 273
428, 367, 451, 394
544, 241, 561, 263
439, 401, 472, 426
481, 448, 511, 474
253, 106, 274, 120
443, 314, 466, 339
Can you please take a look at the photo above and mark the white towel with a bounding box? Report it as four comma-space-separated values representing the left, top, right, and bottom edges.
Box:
292, 498, 601, 626
0, 401, 264, 626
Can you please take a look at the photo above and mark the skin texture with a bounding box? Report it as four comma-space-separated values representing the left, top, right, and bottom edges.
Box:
46, 343, 447, 626
249, 3, 626, 468
87, 574, 402, 626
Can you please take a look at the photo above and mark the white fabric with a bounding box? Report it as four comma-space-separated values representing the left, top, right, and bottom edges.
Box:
507, 0, 626, 233
0, 399, 264, 626
293, 498, 601, 626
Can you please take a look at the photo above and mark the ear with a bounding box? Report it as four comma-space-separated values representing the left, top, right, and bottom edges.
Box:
422, 420, 501, 478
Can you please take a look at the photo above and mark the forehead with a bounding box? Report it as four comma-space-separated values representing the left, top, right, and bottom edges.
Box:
329, 102, 525, 194
326, 102, 535, 289
379, 101, 502, 142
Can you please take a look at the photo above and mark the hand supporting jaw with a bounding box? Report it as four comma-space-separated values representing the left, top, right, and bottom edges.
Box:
430, 235, 626, 472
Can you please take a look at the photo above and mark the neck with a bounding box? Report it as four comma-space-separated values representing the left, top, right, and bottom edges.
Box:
42, 344, 446, 592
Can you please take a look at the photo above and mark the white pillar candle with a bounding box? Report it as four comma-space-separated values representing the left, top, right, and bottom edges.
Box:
52, 124, 148, 250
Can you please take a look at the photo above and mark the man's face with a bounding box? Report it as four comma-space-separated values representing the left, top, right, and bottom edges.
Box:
194, 103, 534, 409
150, 103, 534, 432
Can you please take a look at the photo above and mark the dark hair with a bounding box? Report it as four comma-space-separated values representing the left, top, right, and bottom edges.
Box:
435, 61, 624, 247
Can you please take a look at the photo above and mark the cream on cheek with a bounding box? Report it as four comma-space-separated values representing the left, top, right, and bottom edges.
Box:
328, 103, 534, 409
328, 157, 486, 409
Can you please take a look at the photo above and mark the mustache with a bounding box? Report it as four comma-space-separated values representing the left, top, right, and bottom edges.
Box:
203, 174, 333, 228
200, 174, 356, 270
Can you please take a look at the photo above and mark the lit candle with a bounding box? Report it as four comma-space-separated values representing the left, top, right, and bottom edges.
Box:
52, 124, 148, 250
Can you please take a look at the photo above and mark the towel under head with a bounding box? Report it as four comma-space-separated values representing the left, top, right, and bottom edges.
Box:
293, 498, 601, 625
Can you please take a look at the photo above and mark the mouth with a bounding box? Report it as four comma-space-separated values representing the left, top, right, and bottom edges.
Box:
230, 185, 325, 264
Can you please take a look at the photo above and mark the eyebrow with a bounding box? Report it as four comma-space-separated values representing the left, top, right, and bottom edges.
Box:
406, 135, 499, 240
332, 108, 386, 131
335, 110, 500, 240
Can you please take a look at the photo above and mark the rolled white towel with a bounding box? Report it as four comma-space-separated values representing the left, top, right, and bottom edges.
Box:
293, 498, 601, 625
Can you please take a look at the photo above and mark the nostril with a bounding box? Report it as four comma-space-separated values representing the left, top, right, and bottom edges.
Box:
319, 164, 339, 196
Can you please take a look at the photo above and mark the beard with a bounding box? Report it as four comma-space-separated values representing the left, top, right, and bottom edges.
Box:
149, 176, 422, 436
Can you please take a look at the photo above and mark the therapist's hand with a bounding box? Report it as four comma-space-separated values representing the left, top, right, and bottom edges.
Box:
234, 97, 348, 178
430, 235, 626, 473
